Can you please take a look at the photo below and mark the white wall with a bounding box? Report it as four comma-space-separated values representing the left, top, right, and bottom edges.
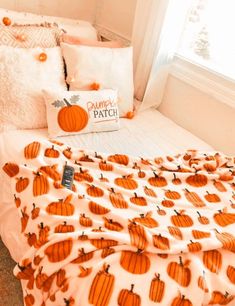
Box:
95, 0, 137, 40
0, 0, 97, 22
159, 75, 235, 156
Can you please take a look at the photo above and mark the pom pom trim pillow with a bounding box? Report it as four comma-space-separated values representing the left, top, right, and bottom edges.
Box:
60, 43, 134, 117
43, 89, 120, 137
0, 45, 66, 132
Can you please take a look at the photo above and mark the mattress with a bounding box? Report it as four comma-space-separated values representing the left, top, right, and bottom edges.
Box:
0, 108, 213, 262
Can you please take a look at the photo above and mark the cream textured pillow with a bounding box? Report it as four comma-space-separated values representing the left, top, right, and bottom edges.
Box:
0, 24, 61, 48
43, 89, 120, 137
60, 43, 134, 117
0, 46, 67, 131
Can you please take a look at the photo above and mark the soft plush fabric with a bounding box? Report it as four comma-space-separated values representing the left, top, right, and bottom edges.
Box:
61, 33, 122, 48
43, 89, 120, 137
0, 46, 66, 132
61, 43, 134, 117
0, 8, 98, 40
0, 24, 61, 48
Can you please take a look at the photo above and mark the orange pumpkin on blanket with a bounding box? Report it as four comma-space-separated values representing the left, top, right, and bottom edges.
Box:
74, 168, 93, 182
24, 141, 41, 159
171, 293, 192, 306
21, 207, 29, 233
171, 210, 193, 227
108, 154, 129, 166
167, 257, 191, 287
115, 175, 138, 190
16, 177, 29, 193
86, 184, 104, 197
109, 188, 128, 208
31, 203, 40, 219
46, 194, 74, 216
40, 164, 61, 181
54, 221, 75, 233
168, 226, 183, 240
103, 217, 123, 231
44, 145, 60, 158
130, 193, 147, 206
133, 212, 158, 228
213, 180, 227, 192
88, 201, 110, 215
120, 249, 150, 274
24, 293, 35, 306
36, 267, 48, 289
213, 209, 235, 227
149, 274, 165, 303
186, 172, 208, 187
90, 237, 118, 249
143, 186, 157, 198
128, 221, 148, 250
45, 239, 73, 262
197, 211, 210, 225
3, 162, 19, 177
184, 189, 205, 207
78, 266, 93, 278
63, 147, 72, 159
148, 172, 167, 187
153, 234, 170, 250
227, 265, 235, 284
79, 214, 93, 227
14, 194, 21, 208
198, 271, 209, 293
71, 248, 94, 264
208, 291, 234, 305
101, 247, 115, 259
203, 249, 222, 273
33, 172, 49, 196
99, 160, 114, 171
118, 284, 141, 306
89, 264, 115, 306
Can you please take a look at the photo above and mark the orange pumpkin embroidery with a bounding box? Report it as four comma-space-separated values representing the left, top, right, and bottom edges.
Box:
87, 184, 104, 197
128, 221, 148, 250
132, 212, 158, 228
148, 172, 167, 187
57, 98, 88, 132
186, 172, 208, 187
44, 145, 60, 158
171, 293, 192, 306
130, 193, 147, 206
109, 188, 128, 208
72, 248, 94, 264
88, 201, 111, 215
171, 210, 194, 227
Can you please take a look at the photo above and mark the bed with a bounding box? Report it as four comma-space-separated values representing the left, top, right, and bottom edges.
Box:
1, 7, 235, 306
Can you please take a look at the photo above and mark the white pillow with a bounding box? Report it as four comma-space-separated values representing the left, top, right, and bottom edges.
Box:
0, 8, 98, 40
0, 46, 67, 131
60, 43, 134, 117
43, 89, 120, 138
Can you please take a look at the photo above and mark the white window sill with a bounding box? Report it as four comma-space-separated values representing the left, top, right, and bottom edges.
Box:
170, 54, 235, 109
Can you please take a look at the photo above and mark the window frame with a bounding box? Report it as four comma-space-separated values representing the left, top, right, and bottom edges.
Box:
170, 54, 235, 108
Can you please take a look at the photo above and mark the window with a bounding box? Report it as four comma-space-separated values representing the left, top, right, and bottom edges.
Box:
177, 0, 235, 81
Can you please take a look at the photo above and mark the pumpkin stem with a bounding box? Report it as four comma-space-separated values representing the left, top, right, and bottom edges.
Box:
134, 192, 138, 198
140, 214, 145, 218
18, 263, 25, 271
179, 256, 183, 266
130, 284, 134, 292
63, 221, 67, 225
79, 167, 83, 173
137, 249, 143, 254
173, 173, 176, 179
206, 191, 210, 195
174, 210, 180, 216
224, 292, 229, 298
105, 264, 110, 273
32, 203, 36, 209
14, 194, 17, 199
63, 98, 71, 107
40, 222, 44, 229
197, 211, 201, 217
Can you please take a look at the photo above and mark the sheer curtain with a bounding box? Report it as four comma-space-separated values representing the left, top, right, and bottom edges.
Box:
132, 0, 191, 111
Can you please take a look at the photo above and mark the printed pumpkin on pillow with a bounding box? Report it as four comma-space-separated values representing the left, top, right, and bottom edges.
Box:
43, 89, 119, 137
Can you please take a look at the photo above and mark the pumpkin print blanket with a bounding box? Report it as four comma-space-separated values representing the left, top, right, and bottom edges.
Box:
2, 139, 235, 306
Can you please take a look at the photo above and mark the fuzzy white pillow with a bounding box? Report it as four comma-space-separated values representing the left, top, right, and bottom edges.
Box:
0, 45, 67, 131
60, 43, 134, 117
43, 89, 120, 138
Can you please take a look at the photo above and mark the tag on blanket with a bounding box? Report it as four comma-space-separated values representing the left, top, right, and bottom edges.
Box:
61, 164, 74, 189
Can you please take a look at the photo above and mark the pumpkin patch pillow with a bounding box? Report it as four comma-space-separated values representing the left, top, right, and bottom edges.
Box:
43, 89, 120, 137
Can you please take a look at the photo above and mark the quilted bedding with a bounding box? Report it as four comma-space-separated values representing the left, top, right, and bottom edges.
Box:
1, 139, 235, 306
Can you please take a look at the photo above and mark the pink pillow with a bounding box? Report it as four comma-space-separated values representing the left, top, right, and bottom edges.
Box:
61, 33, 123, 48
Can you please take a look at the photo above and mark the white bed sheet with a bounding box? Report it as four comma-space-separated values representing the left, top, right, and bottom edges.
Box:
0, 108, 213, 262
